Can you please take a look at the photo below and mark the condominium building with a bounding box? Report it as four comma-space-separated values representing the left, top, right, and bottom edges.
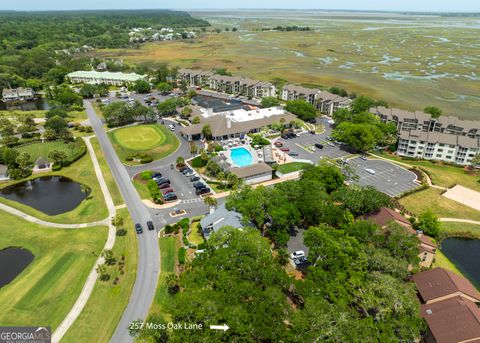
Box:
371, 106, 480, 165
177, 69, 276, 99
317, 91, 352, 116
2, 87, 35, 101
280, 84, 321, 106
67, 71, 147, 86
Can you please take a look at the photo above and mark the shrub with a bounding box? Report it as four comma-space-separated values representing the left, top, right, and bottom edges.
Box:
197, 242, 207, 250
52, 163, 62, 171
126, 156, 134, 161
178, 247, 187, 265
116, 229, 127, 236
140, 156, 153, 164
191, 156, 206, 168
164, 225, 174, 234
140, 170, 153, 180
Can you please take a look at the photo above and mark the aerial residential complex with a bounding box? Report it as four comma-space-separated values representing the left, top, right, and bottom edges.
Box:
1, 87, 35, 101
67, 70, 148, 86
177, 69, 352, 115
372, 106, 480, 166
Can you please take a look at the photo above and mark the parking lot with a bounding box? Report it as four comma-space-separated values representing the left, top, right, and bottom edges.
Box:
348, 158, 419, 197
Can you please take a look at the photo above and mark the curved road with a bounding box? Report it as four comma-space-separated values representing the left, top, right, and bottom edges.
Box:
84, 101, 160, 343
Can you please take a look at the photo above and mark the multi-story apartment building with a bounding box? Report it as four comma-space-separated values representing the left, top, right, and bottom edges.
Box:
317, 91, 352, 116
372, 106, 480, 166
2, 87, 35, 101
280, 84, 321, 106
177, 69, 276, 99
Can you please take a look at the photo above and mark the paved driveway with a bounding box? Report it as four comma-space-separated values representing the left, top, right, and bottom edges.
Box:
348, 157, 419, 197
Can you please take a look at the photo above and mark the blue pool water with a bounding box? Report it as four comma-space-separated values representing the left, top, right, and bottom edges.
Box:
230, 147, 253, 167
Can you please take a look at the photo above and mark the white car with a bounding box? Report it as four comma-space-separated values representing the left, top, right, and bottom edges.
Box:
168, 124, 175, 131
291, 250, 305, 259
364, 168, 376, 175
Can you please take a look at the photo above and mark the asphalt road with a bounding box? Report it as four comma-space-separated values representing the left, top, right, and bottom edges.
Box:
84, 100, 160, 343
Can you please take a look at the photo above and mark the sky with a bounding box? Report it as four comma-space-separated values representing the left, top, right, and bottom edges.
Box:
0, 0, 479, 12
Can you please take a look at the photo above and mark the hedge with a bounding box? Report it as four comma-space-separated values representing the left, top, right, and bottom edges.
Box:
178, 247, 187, 265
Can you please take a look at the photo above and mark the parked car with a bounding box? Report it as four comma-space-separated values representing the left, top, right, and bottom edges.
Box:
168, 124, 175, 132
179, 166, 189, 173
364, 168, 376, 175
279, 147, 290, 152
162, 188, 174, 195
327, 142, 335, 147
182, 169, 193, 175
151, 172, 162, 179
309, 130, 316, 134
135, 223, 143, 234
158, 183, 171, 189
190, 175, 200, 182
288, 152, 299, 157
193, 181, 204, 188
146, 221, 154, 231
274, 141, 283, 147
291, 251, 305, 259
360, 155, 368, 161
281, 134, 289, 139
164, 193, 178, 201
196, 187, 211, 195
315, 143, 324, 149
194, 183, 207, 190
294, 256, 308, 266
310, 146, 316, 152
156, 178, 170, 186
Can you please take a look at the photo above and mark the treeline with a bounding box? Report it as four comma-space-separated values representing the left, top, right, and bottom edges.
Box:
0, 10, 209, 89
260, 26, 312, 31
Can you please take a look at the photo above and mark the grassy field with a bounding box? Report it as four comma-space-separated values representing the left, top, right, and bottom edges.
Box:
277, 162, 312, 174
399, 188, 480, 222
0, 212, 107, 330
132, 177, 151, 200
91, 10, 480, 120
62, 208, 137, 343
90, 138, 124, 206
0, 150, 108, 224
16, 141, 85, 163
433, 250, 464, 277
439, 222, 480, 239
377, 153, 480, 192
149, 236, 180, 319
108, 124, 179, 164
188, 221, 204, 246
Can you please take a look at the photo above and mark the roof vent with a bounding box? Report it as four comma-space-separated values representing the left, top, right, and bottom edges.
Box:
426, 309, 432, 315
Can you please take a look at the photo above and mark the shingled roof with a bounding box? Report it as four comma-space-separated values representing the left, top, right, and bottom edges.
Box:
412, 267, 480, 304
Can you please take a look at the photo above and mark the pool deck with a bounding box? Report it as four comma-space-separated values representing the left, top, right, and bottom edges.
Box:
223, 145, 261, 168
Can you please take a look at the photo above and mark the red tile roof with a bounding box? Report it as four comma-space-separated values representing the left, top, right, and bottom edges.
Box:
421, 296, 480, 343
412, 268, 480, 303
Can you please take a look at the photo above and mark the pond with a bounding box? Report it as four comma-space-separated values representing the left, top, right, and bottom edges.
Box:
0, 176, 87, 215
0, 99, 50, 111
0, 247, 34, 288
441, 238, 480, 288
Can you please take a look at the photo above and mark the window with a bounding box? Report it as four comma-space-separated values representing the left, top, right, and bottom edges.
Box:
436, 154, 442, 158
437, 149, 444, 152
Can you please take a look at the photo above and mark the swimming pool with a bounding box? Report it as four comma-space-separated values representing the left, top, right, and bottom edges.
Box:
230, 147, 253, 167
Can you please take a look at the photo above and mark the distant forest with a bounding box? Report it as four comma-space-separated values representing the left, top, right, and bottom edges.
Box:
0, 10, 210, 89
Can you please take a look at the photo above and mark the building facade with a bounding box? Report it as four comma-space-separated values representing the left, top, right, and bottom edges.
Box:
372, 107, 480, 166
2, 87, 35, 101
280, 84, 321, 106
67, 71, 148, 86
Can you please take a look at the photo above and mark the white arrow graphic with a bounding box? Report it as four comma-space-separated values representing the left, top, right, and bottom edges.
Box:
209, 324, 229, 331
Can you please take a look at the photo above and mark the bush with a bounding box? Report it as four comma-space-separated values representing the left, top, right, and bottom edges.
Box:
178, 247, 187, 265
52, 163, 62, 171
178, 218, 190, 231
141, 170, 153, 180
191, 156, 206, 168
140, 156, 153, 164
164, 225, 174, 234
116, 229, 127, 236
126, 156, 134, 161
197, 242, 207, 250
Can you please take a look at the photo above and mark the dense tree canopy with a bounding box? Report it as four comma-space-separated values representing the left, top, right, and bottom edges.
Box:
285, 100, 317, 122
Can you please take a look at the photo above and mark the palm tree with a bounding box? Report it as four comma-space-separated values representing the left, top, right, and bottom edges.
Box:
203, 196, 218, 208
201, 124, 212, 140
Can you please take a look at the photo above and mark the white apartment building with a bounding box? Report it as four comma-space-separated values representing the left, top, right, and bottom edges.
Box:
372, 106, 480, 166
280, 84, 321, 106
2, 87, 35, 101
318, 91, 352, 116
67, 71, 147, 86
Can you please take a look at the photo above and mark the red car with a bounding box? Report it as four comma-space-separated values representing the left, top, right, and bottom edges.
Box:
158, 183, 171, 189
279, 147, 290, 152
162, 188, 174, 195
274, 141, 283, 147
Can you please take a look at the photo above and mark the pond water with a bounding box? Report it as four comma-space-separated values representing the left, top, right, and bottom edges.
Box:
441, 238, 480, 288
0, 247, 34, 288
0, 176, 87, 215
0, 99, 50, 111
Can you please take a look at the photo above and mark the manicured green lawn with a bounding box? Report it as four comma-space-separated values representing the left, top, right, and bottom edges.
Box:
277, 162, 312, 174
149, 236, 179, 319
188, 221, 205, 246
399, 188, 480, 222
16, 140, 85, 163
375, 153, 480, 192
0, 212, 107, 330
440, 222, 480, 239
90, 138, 124, 206
132, 177, 151, 200
0, 151, 108, 224
62, 208, 137, 343
433, 250, 465, 277
108, 124, 179, 164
